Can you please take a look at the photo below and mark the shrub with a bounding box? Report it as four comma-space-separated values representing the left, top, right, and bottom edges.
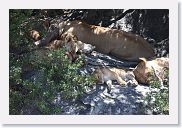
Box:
144, 68, 169, 115
9, 10, 95, 115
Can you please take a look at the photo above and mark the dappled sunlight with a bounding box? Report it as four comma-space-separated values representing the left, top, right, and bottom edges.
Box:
9, 9, 169, 115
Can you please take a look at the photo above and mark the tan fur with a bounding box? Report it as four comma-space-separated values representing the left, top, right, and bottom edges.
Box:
47, 40, 65, 49
93, 67, 138, 91
133, 57, 169, 84
52, 33, 95, 60
58, 20, 155, 61
46, 33, 95, 62
30, 30, 41, 41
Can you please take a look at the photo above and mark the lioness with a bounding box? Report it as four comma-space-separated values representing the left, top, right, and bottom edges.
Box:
93, 67, 138, 92
33, 32, 95, 62
133, 57, 169, 85
35, 20, 155, 61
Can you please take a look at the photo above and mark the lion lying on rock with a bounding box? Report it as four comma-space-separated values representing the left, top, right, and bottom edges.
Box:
32, 31, 95, 62
93, 67, 138, 92
133, 57, 169, 86
34, 20, 155, 61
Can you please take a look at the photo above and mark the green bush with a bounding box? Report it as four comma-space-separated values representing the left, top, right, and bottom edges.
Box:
144, 68, 169, 115
9, 10, 95, 115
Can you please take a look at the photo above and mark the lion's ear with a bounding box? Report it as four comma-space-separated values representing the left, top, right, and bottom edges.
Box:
139, 57, 147, 63
139, 57, 147, 66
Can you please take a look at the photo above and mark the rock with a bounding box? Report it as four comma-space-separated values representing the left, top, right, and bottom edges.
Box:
22, 48, 162, 115
22, 9, 169, 114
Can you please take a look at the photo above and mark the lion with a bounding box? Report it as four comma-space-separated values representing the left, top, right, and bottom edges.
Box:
59, 32, 95, 62
60, 32, 95, 54
93, 67, 138, 92
46, 39, 65, 49
133, 57, 169, 86
37, 32, 95, 62
34, 20, 155, 61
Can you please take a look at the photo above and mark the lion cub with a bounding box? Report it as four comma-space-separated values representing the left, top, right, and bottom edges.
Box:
93, 67, 138, 92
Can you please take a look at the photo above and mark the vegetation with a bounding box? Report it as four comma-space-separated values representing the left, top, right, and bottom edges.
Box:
9, 9, 169, 115
144, 68, 169, 115
9, 10, 95, 115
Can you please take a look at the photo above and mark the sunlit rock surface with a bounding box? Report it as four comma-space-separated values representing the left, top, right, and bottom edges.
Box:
53, 51, 154, 115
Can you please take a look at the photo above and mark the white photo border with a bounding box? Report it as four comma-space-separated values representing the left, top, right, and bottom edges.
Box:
0, 0, 178, 124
